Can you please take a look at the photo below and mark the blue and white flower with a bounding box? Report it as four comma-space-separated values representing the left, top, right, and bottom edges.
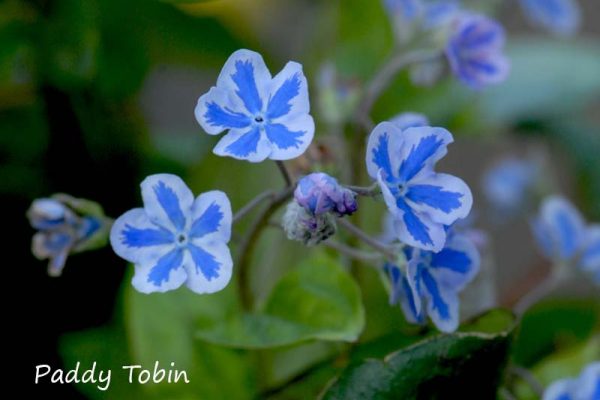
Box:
532, 196, 600, 284
384, 0, 460, 43
445, 13, 510, 90
366, 121, 473, 252
110, 174, 233, 294
28, 196, 107, 277
543, 362, 600, 400
195, 49, 315, 162
295, 173, 357, 217
520, 0, 581, 37
385, 230, 480, 332
482, 156, 539, 215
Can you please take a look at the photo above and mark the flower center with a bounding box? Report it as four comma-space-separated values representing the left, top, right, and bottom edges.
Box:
254, 116, 264, 123
177, 234, 187, 245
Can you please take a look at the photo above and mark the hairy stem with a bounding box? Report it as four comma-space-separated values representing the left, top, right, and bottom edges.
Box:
513, 267, 565, 316
232, 190, 276, 224
509, 366, 544, 397
276, 160, 293, 187
237, 186, 294, 310
323, 239, 383, 263
337, 218, 396, 260
345, 183, 381, 197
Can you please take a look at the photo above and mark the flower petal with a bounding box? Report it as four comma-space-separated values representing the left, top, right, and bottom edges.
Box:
406, 172, 473, 225
267, 61, 310, 120
520, 0, 581, 36
265, 114, 315, 160
579, 225, 600, 274
213, 126, 271, 162
110, 208, 175, 265
184, 241, 233, 294
538, 196, 586, 261
378, 171, 446, 251
216, 49, 271, 115
397, 126, 453, 182
421, 268, 459, 332
190, 190, 232, 243
390, 112, 429, 131
366, 122, 399, 181
429, 233, 480, 291
131, 247, 187, 294
195, 87, 252, 135
141, 174, 194, 232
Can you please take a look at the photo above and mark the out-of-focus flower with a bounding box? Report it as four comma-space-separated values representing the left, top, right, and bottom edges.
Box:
482, 157, 539, 215
366, 121, 472, 251
28, 195, 110, 277
390, 112, 429, 131
543, 362, 600, 400
520, 0, 581, 37
532, 196, 600, 284
282, 201, 337, 247
385, 229, 480, 332
317, 63, 361, 126
383, 0, 460, 43
110, 174, 233, 294
195, 49, 314, 162
295, 172, 357, 217
445, 13, 510, 89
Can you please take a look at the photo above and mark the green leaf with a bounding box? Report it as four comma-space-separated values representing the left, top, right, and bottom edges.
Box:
511, 298, 600, 367
481, 39, 600, 123
125, 276, 256, 399
196, 253, 365, 349
321, 310, 515, 400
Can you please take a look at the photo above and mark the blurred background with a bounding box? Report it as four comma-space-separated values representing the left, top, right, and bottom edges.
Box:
3, 0, 599, 398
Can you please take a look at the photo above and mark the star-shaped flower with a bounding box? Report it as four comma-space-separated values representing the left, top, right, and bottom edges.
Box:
110, 174, 233, 294
520, 0, 581, 37
366, 121, 472, 252
445, 13, 510, 90
195, 49, 315, 162
543, 362, 599, 400
385, 230, 480, 332
532, 196, 600, 284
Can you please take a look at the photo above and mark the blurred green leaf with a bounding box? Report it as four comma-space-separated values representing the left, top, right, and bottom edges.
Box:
481, 39, 600, 123
511, 298, 600, 367
321, 309, 515, 400
125, 276, 256, 399
39, 0, 100, 90
196, 253, 365, 348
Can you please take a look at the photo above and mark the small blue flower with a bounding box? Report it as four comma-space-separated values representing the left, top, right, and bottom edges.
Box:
390, 112, 429, 131
295, 173, 357, 217
384, 0, 460, 43
445, 13, 510, 90
195, 49, 315, 162
482, 157, 539, 215
543, 362, 600, 400
520, 0, 581, 36
28, 197, 105, 276
110, 174, 233, 294
385, 230, 480, 332
366, 121, 473, 252
532, 196, 600, 284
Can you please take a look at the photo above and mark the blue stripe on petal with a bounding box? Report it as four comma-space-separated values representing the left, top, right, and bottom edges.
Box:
267, 73, 301, 119
371, 132, 394, 181
430, 248, 471, 274
232, 60, 263, 114
421, 269, 450, 320
399, 135, 445, 181
190, 202, 223, 239
122, 224, 174, 248
265, 123, 304, 150
401, 276, 421, 320
397, 198, 434, 246
204, 102, 251, 129
406, 184, 464, 214
147, 248, 184, 287
555, 208, 581, 259
188, 244, 220, 281
153, 181, 187, 231
225, 127, 261, 157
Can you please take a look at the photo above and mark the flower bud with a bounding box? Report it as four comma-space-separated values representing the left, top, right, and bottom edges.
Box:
282, 201, 337, 247
294, 173, 357, 217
